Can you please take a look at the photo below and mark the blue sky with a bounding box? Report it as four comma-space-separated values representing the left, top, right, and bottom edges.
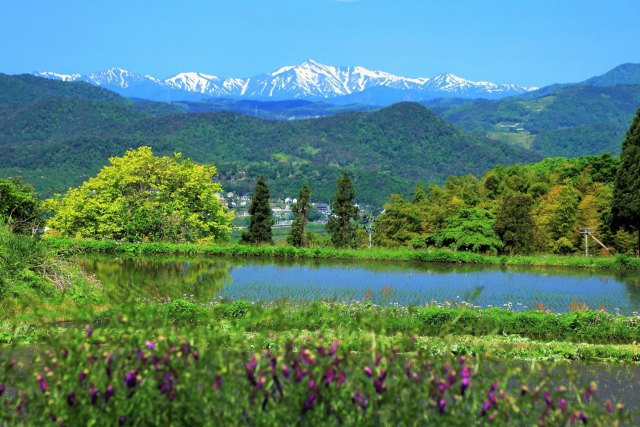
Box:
2, 0, 639, 87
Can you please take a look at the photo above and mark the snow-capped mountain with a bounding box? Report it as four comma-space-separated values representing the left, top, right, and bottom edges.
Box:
33, 60, 537, 104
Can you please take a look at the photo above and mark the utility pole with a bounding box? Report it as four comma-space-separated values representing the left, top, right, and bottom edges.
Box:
579, 227, 594, 256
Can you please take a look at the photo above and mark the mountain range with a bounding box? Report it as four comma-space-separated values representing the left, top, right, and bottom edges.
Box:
33, 59, 537, 104
0, 73, 538, 206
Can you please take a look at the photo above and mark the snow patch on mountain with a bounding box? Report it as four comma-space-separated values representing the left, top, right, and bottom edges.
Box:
33, 60, 538, 102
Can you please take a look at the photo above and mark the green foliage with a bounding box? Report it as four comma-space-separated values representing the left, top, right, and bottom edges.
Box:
611, 107, 640, 252
164, 299, 206, 324
434, 84, 640, 158
494, 194, 535, 254
45, 146, 233, 243
374, 194, 424, 247
327, 171, 359, 248
425, 209, 503, 254
0, 177, 42, 233
241, 177, 273, 244
0, 78, 539, 207
287, 183, 311, 247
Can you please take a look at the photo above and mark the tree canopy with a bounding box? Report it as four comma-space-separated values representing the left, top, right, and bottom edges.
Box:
611, 107, 640, 252
327, 171, 359, 248
0, 177, 42, 234
45, 146, 233, 242
241, 177, 273, 244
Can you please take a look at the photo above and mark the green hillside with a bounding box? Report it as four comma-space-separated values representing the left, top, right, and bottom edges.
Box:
431, 84, 640, 157
0, 75, 539, 206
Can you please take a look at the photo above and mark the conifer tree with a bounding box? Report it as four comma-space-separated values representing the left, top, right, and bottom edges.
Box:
327, 171, 359, 248
611, 107, 640, 253
493, 194, 535, 255
288, 184, 311, 247
241, 177, 273, 244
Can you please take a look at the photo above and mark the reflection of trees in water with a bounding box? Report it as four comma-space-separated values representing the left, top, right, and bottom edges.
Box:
77, 253, 640, 307
78, 256, 232, 303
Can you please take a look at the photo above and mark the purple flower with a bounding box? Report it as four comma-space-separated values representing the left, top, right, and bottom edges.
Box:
85, 325, 93, 338
460, 378, 470, 395
489, 381, 499, 393
119, 415, 126, 425
88, 383, 99, 405
105, 385, 114, 403
605, 400, 613, 413
163, 353, 170, 364
125, 372, 136, 388
37, 375, 47, 393
579, 412, 588, 424
182, 341, 191, 354
374, 379, 387, 394
192, 351, 200, 361
323, 368, 336, 385
337, 371, 346, 387
308, 379, 316, 389
256, 377, 265, 390
543, 391, 554, 408
559, 398, 567, 413
374, 354, 382, 367
214, 375, 222, 391
61, 349, 68, 359
364, 366, 372, 377
145, 340, 155, 350
304, 391, 316, 410
0, 384, 5, 396
282, 364, 290, 379
67, 391, 76, 406
438, 399, 446, 414
134, 348, 146, 363
329, 341, 339, 356
270, 357, 277, 374
480, 400, 491, 416
168, 392, 175, 401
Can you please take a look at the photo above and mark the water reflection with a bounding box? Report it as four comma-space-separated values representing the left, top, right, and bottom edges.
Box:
78, 254, 640, 313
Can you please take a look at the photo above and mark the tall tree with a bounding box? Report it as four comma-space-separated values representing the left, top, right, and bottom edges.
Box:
493, 194, 535, 255
288, 184, 311, 247
0, 177, 43, 234
45, 147, 232, 242
611, 107, 640, 253
241, 177, 273, 244
327, 171, 359, 248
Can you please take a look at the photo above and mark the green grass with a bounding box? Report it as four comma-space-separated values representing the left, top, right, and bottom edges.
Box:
45, 237, 640, 270
229, 222, 328, 243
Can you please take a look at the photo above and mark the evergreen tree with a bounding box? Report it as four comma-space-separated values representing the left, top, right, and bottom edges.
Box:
327, 171, 359, 248
241, 177, 273, 244
288, 184, 311, 247
493, 194, 535, 255
611, 107, 640, 253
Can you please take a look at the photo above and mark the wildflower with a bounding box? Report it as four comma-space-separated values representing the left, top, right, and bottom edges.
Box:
61, 349, 68, 359
256, 377, 265, 390
583, 382, 597, 402
89, 383, 99, 405
438, 399, 446, 414
605, 400, 613, 413
542, 391, 554, 408
323, 368, 336, 385
374, 378, 387, 394
67, 391, 76, 406
520, 385, 529, 395
480, 400, 491, 416
37, 375, 47, 393
374, 354, 383, 367
214, 375, 222, 391
134, 348, 146, 363
125, 371, 137, 388
460, 378, 469, 395
182, 341, 191, 354
559, 398, 567, 413
105, 385, 114, 403
337, 371, 346, 387
192, 351, 200, 361
308, 379, 315, 389
304, 391, 316, 411
0, 384, 4, 396
282, 364, 290, 379
329, 341, 339, 356
145, 340, 155, 350
85, 325, 93, 338
364, 366, 372, 377
119, 415, 126, 425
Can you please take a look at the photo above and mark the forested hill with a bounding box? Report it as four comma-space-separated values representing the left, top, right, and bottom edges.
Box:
429, 83, 640, 158
0, 74, 540, 206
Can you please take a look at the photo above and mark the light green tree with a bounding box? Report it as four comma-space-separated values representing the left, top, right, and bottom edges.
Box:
45, 146, 233, 242
425, 208, 503, 254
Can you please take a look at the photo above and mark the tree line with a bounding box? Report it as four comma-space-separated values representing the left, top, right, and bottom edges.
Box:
2, 107, 640, 255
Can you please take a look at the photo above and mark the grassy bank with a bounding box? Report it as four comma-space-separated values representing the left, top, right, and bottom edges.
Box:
45, 237, 640, 270
0, 301, 635, 425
